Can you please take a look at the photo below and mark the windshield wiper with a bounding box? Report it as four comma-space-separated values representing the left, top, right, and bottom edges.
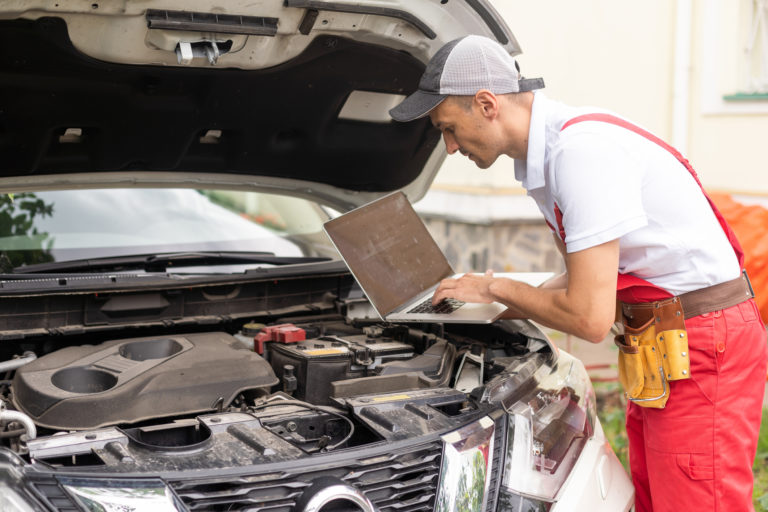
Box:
11, 252, 331, 274
143, 252, 330, 271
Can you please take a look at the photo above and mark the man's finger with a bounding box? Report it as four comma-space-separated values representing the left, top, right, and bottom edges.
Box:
431, 289, 447, 305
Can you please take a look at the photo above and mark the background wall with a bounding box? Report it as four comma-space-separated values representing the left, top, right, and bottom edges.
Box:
427, 0, 768, 196
419, 0, 768, 273
690, 0, 768, 195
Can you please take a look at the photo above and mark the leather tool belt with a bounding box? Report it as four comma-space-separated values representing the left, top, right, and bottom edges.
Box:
615, 271, 754, 409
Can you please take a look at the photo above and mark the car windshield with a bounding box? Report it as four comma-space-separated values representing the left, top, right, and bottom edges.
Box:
0, 188, 335, 271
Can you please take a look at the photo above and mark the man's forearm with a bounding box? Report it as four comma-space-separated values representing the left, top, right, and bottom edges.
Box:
431, 241, 619, 341
487, 278, 610, 342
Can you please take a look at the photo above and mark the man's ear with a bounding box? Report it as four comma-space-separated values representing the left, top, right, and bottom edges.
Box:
474, 90, 499, 118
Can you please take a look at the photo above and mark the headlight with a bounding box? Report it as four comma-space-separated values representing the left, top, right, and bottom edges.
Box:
0, 446, 183, 512
500, 350, 596, 504
0, 483, 39, 512
61, 480, 182, 512
435, 416, 497, 512
0, 451, 44, 512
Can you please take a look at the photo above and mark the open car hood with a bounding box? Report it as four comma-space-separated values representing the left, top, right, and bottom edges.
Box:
0, 0, 520, 210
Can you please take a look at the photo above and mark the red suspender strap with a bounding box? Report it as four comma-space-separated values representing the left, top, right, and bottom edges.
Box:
544, 206, 566, 244
559, 113, 745, 303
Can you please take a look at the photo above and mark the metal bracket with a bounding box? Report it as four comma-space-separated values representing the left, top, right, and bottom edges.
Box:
176, 40, 222, 65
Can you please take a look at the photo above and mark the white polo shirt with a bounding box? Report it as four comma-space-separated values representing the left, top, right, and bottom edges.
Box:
515, 93, 740, 295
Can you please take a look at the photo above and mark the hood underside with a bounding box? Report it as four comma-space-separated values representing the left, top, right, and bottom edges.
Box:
0, 16, 441, 193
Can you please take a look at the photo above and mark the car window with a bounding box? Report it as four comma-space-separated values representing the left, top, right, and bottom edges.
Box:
0, 189, 333, 269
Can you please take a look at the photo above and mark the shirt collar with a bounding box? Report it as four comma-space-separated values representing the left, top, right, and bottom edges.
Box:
514, 92, 547, 191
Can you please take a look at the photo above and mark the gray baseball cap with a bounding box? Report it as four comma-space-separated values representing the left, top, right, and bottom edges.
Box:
389, 35, 544, 122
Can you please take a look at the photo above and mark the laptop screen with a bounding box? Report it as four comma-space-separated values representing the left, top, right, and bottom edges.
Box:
324, 192, 455, 316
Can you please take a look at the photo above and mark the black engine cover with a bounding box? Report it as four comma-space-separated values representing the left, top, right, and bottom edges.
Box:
12, 332, 278, 430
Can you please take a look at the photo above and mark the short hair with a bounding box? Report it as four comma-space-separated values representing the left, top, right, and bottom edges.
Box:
448, 95, 474, 111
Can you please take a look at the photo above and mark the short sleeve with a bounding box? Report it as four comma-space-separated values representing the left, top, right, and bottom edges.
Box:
550, 131, 648, 253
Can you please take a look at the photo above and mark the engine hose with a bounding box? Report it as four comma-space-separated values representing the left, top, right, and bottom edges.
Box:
0, 428, 25, 439
0, 406, 37, 440
0, 351, 37, 373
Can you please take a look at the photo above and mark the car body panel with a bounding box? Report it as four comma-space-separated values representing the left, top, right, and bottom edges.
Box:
0, 2, 634, 511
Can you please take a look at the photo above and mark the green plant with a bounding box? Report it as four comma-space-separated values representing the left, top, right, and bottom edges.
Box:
754, 408, 768, 511
0, 192, 54, 270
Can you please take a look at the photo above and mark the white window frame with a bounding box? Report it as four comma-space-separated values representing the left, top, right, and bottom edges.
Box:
702, 0, 768, 113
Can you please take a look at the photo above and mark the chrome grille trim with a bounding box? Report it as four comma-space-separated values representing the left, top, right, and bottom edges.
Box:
168, 441, 443, 511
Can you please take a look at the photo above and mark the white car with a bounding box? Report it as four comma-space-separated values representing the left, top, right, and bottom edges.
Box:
0, 2, 634, 511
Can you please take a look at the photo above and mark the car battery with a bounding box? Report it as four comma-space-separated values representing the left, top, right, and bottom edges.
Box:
269, 335, 414, 405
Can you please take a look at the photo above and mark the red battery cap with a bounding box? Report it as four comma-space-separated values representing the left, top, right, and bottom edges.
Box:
253, 324, 306, 353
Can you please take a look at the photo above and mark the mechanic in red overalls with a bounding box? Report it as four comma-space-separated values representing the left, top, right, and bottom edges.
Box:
390, 35, 767, 511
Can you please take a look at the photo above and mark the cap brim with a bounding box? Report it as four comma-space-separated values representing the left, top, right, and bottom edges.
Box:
389, 91, 446, 122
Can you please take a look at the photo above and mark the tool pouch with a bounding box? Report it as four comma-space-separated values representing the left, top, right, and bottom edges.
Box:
615, 297, 690, 409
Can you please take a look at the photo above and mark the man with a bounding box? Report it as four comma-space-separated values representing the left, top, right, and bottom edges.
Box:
390, 35, 767, 511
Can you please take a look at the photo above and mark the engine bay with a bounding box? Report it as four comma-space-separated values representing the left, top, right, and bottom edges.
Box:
0, 310, 549, 469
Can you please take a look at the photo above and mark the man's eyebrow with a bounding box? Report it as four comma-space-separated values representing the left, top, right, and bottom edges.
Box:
432, 120, 443, 129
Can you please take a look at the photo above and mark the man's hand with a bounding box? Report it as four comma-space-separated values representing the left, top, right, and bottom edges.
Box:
432, 269, 496, 305
431, 239, 620, 343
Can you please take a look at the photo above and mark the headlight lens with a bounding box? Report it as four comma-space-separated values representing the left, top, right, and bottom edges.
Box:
500, 350, 596, 502
0, 453, 43, 512
497, 489, 552, 511
435, 416, 496, 512
62, 481, 182, 512
0, 483, 38, 512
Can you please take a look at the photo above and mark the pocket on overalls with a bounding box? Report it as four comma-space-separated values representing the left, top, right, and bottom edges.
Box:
737, 298, 759, 323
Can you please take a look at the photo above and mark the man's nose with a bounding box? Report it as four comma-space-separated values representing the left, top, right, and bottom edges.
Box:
443, 132, 459, 154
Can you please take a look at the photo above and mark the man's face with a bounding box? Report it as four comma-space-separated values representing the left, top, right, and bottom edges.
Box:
428, 96, 500, 169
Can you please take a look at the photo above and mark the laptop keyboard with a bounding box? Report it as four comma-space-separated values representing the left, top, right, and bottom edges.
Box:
408, 297, 465, 314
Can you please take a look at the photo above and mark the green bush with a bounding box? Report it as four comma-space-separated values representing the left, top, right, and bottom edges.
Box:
755, 408, 768, 511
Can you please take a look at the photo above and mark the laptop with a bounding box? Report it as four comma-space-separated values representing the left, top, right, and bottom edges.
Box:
323, 191, 507, 323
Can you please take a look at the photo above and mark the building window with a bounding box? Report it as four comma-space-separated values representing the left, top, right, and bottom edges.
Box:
702, 0, 768, 112
723, 0, 768, 100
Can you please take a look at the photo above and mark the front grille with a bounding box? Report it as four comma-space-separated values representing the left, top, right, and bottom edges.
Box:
24, 417, 508, 512
168, 441, 443, 511
26, 474, 81, 512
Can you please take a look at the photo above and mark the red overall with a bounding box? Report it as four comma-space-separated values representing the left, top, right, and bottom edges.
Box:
558, 115, 768, 511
